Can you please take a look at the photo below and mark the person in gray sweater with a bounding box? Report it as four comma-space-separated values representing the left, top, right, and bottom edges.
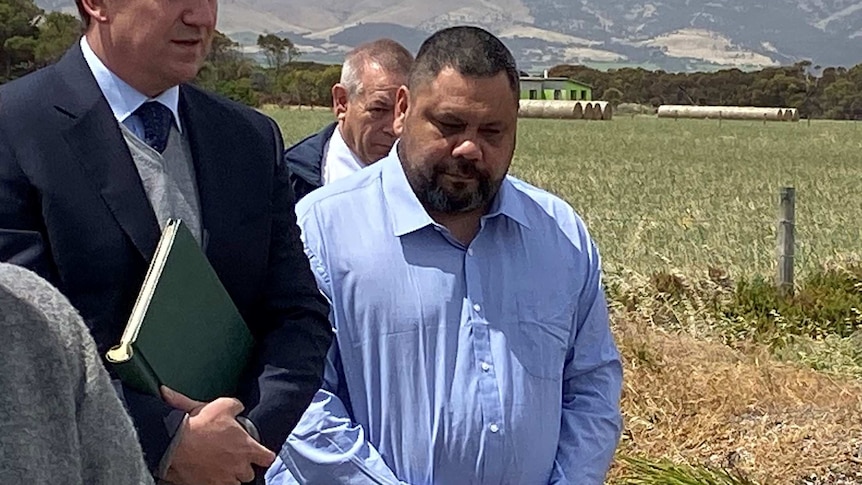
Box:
0, 262, 153, 484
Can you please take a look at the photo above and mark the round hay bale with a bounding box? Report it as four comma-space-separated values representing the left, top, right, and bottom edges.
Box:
602, 102, 613, 120
542, 102, 574, 119
572, 102, 584, 120
518, 100, 544, 118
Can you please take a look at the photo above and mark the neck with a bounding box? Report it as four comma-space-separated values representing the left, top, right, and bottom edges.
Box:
85, 32, 166, 98
428, 206, 487, 246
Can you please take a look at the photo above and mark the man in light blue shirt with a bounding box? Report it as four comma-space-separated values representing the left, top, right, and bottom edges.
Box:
267, 26, 623, 485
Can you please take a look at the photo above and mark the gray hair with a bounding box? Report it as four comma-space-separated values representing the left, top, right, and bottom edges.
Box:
340, 39, 413, 99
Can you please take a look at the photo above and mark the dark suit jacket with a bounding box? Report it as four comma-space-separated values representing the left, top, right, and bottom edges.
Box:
0, 43, 332, 475
284, 122, 337, 202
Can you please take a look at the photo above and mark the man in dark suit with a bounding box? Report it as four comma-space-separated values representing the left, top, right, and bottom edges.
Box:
286, 39, 412, 201
0, 0, 332, 483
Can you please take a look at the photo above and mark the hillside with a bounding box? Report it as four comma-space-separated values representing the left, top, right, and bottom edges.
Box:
36, 0, 862, 71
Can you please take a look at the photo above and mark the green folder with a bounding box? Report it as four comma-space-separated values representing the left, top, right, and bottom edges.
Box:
106, 219, 254, 402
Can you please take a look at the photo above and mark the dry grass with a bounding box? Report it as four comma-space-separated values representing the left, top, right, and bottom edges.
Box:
612, 312, 862, 484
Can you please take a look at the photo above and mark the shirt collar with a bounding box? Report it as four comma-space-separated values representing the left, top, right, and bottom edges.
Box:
80, 36, 182, 133
329, 125, 366, 169
322, 124, 367, 184
485, 176, 531, 229
381, 142, 531, 237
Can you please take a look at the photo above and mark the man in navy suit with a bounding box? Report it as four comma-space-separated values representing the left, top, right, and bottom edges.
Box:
0, 0, 332, 483
286, 39, 412, 201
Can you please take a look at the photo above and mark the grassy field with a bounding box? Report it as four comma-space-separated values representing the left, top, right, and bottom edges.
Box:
265, 107, 862, 484
267, 108, 862, 280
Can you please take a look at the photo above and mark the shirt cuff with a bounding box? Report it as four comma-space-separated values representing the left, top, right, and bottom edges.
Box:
155, 412, 261, 480
236, 415, 261, 443
157, 411, 189, 479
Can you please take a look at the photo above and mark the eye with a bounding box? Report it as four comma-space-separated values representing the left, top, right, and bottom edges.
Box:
435, 120, 463, 133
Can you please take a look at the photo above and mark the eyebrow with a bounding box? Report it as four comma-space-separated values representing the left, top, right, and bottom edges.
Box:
435, 111, 505, 128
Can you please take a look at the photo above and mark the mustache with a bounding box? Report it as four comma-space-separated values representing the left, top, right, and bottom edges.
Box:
433, 158, 486, 179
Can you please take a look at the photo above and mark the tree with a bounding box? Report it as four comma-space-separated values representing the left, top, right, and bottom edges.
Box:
0, 0, 43, 80
34, 11, 81, 66
603, 87, 623, 106
195, 30, 259, 105
256, 33, 299, 77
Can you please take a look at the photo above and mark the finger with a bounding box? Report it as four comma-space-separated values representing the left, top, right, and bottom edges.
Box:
248, 441, 276, 468
236, 464, 256, 483
160, 386, 206, 412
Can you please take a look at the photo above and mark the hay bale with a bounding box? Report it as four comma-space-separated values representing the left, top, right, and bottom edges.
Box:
572, 102, 584, 119
542, 102, 574, 119
600, 102, 613, 120
518, 100, 544, 118
590, 101, 609, 120
657, 105, 800, 122
518, 100, 610, 120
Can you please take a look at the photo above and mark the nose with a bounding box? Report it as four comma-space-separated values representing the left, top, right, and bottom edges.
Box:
452, 138, 481, 162
183, 0, 217, 28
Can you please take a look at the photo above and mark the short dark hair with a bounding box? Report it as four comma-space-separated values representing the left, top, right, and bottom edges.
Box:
408, 26, 519, 100
342, 38, 414, 98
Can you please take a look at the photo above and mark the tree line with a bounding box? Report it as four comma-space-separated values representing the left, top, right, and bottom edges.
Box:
1, 0, 860, 119
550, 62, 862, 120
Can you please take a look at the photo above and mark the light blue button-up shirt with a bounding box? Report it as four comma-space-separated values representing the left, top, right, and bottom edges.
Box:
267, 149, 623, 485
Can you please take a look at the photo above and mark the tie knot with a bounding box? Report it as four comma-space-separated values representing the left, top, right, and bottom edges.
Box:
134, 101, 174, 153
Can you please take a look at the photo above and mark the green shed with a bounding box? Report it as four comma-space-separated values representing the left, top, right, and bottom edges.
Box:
519, 76, 592, 102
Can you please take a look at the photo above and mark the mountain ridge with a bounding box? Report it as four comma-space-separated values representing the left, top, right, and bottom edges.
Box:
36, 0, 862, 71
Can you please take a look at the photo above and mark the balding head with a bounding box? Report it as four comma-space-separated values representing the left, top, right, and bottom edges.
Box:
339, 39, 413, 100
332, 38, 414, 166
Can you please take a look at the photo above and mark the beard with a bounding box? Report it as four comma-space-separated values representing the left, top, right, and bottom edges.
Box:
400, 144, 501, 214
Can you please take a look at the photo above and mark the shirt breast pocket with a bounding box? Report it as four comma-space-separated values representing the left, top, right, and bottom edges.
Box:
508, 291, 573, 381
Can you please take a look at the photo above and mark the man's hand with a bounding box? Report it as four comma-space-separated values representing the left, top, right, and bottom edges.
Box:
160, 386, 276, 485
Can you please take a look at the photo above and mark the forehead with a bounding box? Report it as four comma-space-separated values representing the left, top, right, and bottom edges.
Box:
358, 62, 406, 94
414, 68, 517, 119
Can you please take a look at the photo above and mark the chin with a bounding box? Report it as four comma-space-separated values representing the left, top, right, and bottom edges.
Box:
171, 64, 205, 84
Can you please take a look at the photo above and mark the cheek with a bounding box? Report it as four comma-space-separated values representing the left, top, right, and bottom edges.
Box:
487, 148, 515, 179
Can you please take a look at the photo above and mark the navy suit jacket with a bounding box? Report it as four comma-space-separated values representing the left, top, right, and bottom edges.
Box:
284, 122, 337, 202
0, 43, 332, 475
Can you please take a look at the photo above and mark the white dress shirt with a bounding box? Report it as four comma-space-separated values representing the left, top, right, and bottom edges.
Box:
321, 125, 366, 185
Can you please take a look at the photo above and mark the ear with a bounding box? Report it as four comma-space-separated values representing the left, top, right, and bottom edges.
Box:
80, 0, 110, 24
332, 83, 349, 121
392, 85, 409, 137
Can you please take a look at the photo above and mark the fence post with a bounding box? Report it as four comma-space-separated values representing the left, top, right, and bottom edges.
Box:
777, 187, 796, 296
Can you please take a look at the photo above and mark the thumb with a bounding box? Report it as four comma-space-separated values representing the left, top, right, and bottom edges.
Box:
160, 386, 205, 412
207, 397, 245, 417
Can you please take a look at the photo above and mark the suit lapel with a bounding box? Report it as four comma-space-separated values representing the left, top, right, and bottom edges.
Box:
53, 44, 160, 261
179, 86, 230, 258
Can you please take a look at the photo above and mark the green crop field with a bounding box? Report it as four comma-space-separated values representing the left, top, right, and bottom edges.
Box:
265, 107, 862, 483
266, 107, 862, 281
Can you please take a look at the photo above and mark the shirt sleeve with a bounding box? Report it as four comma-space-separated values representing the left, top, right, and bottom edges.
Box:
549, 237, 623, 485
266, 213, 406, 485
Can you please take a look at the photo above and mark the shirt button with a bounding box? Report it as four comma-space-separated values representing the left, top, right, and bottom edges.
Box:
467, 248, 474, 256
489, 423, 500, 433
473, 303, 481, 312
480, 362, 491, 372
